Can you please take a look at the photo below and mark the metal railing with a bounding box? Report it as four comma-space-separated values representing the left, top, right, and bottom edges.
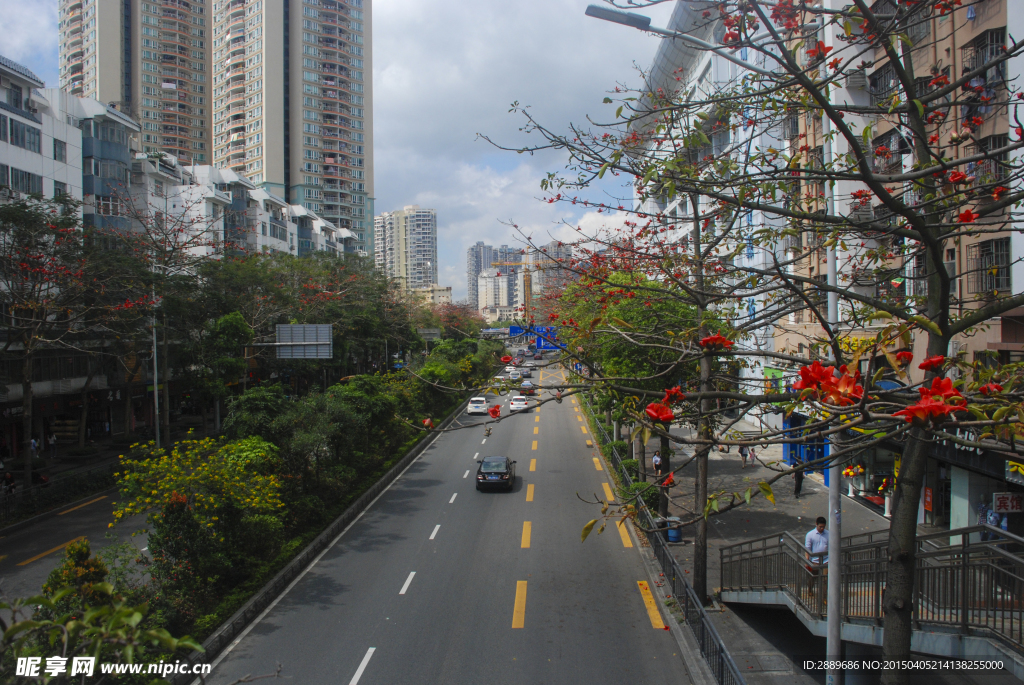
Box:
721, 525, 1024, 655
582, 395, 745, 685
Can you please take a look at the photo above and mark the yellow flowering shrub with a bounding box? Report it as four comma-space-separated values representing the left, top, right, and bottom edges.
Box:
111, 436, 284, 528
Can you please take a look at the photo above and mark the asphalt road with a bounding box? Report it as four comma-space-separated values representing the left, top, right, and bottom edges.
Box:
0, 492, 147, 600
203, 367, 691, 685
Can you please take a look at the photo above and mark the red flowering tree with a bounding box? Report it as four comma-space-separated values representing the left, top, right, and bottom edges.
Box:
0, 196, 148, 485
489, 0, 1024, 671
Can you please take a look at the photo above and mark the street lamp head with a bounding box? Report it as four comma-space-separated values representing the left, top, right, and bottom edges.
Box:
584, 4, 652, 31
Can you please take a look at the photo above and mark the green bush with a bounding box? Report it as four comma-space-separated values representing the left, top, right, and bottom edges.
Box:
601, 440, 630, 460
236, 514, 285, 559
619, 482, 660, 511
620, 458, 639, 481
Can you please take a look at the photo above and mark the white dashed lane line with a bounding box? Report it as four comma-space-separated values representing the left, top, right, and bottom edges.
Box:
449, 493, 458, 504
429, 525, 440, 540
399, 572, 416, 595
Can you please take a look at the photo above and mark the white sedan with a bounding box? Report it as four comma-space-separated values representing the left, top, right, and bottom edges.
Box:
510, 396, 529, 412
467, 397, 489, 415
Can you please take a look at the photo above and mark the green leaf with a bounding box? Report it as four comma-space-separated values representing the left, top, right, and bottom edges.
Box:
615, 106, 624, 119
912, 99, 925, 118
909, 315, 941, 336
603, 97, 613, 104
597, 163, 610, 179
759, 481, 776, 505
581, 518, 598, 542
744, 487, 752, 505
711, 496, 720, 512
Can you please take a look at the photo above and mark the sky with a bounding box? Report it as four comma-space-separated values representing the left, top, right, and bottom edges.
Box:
0, 0, 673, 300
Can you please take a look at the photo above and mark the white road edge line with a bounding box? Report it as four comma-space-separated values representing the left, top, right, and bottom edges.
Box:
463, 470, 469, 478
349, 647, 376, 685
430, 524, 440, 540
399, 571, 416, 595
449, 493, 458, 504
189, 421, 451, 685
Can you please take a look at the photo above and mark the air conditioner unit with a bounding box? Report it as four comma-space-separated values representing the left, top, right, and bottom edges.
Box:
845, 68, 868, 90
848, 206, 873, 224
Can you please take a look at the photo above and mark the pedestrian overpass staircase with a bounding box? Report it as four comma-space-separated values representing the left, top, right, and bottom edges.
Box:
719, 524, 1024, 679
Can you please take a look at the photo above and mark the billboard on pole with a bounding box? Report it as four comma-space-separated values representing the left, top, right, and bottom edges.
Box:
276, 324, 333, 359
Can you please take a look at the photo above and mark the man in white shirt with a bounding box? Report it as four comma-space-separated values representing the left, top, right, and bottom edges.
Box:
805, 516, 829, 594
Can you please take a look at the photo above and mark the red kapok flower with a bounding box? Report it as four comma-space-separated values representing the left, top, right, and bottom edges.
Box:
895, 350, 914, 364
662, 472, 676, 487
663, 386, 686, 404
919, 355, 946, 372
919, 376, 964, 404
422, 418, 434, 429
893, 396, 967, 425
958, 209, 980, 223
645, 402, 674, 424
979, 382, 1003, 396
992, 186, 1009, 201
699, 334, 735, 350
947, 171, 967, 184
488, 405, 501, 419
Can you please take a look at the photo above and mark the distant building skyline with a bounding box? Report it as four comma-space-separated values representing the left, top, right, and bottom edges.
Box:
374, 204, 437, 291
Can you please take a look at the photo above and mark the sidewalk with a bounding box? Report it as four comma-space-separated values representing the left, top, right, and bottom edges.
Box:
637, 421, 887, 685
637, 420, 1018, 685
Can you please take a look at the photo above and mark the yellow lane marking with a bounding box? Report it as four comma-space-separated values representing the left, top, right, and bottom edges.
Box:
581, 426, 588, 434
586, 440, 593, 448
18, 537, 86, 566
533, 427, 539, 434
530, 458, 536, 471
574, 407, 579, 412
617, 521, 633, 548
58, 495, 107, 515
526, 484, 534, 501
572, 398, 577, 405
637, 581, 666, 629
593, 457, 603, 471
602, 482, 615, 502
521, 521, 532, 548
535, 416, 539, 422
0, 555, 7, 563
532, 441, 538, 451
577, 415, 583, 422
512, 581, 528, 628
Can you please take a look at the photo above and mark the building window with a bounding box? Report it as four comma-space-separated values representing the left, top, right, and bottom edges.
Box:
9, 120, 41, 153
967, 238, 1011, 294
0, 163, 7, 187
54, 139, 67, 162
96, 196, 122, 216
0, 114, 6, 142
53, 181, 67, 198
9, 168, 43, 195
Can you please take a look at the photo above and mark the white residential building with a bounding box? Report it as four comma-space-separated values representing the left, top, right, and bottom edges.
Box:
374, 205, 437, 291
0, 56, 83, 203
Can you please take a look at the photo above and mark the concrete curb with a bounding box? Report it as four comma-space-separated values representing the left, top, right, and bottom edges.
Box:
631, 516, 717, 685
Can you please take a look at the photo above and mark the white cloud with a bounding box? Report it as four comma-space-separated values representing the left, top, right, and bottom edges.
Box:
0, 0, 59, 86
2, 0, 673, 299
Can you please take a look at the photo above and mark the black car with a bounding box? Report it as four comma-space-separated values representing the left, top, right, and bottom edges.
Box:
476, 456, 516, 492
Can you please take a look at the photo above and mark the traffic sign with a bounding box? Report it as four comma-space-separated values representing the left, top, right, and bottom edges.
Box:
508, 325, 526, 337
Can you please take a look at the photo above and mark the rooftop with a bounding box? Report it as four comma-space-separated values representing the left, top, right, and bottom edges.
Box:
0, 54, 45, 88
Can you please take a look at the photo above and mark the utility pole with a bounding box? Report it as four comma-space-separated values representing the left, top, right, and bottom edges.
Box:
152, 284, 161, 450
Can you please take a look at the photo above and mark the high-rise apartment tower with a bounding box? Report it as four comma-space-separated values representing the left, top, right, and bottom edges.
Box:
210, 0, 373, 255
57, 0, 212, 165
374, 205, 437, 291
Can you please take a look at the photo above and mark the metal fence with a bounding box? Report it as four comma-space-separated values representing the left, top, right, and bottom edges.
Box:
582, 396, 745, 685
720, 524, 1024, 655
0, 459, 118, 528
